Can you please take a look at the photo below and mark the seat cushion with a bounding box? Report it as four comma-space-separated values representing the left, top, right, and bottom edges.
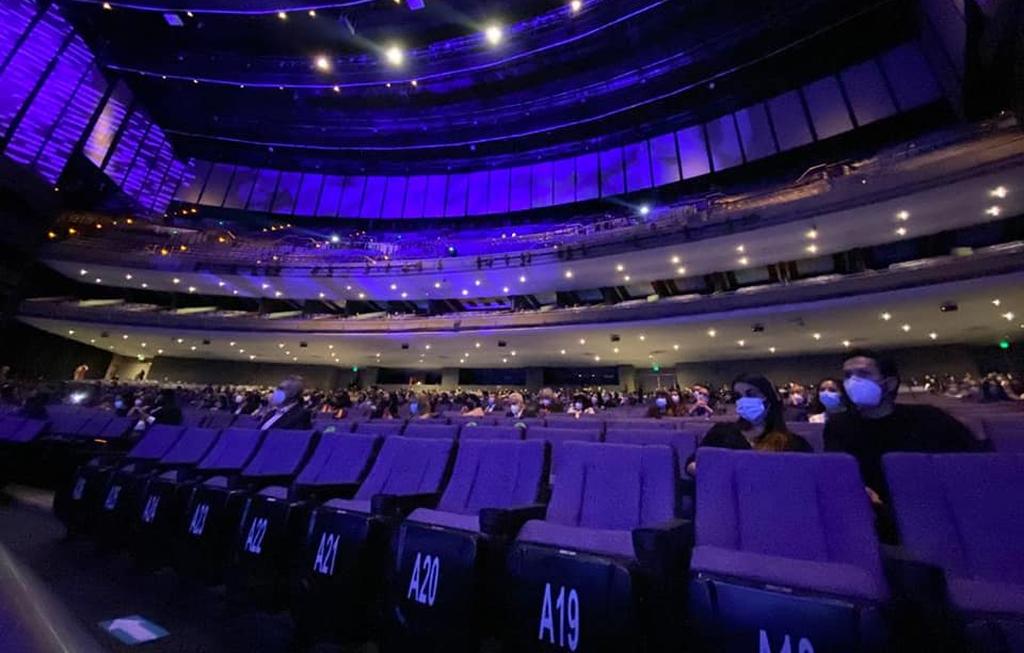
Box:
258, 486, 289, 500
203, 475, 229, 488
407, 508, 480, 533
323, 498, 372, 515
518, 520, 635, 559
948, 576, 1024, 615
691, 545, 887, 601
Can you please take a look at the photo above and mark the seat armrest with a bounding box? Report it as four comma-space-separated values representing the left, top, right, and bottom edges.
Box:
480, 504, 547, 539
371, 492, 441, 518
632, 518, 693, 575
292, 482, 360, 502
881, 544, 948, 602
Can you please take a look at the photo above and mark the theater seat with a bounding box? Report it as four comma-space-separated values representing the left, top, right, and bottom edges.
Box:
460, 424, 526, 440
403, 422, 460, 439
525, 426, 602, 484
175, 429, 317, 583
131, 427, 262, 568
226, 433, 381, 607
355, 420, 405, 437
506, 442, 687, 653
885, 453, 1024, 651
689, 449, 889, 653
291, 436, 455, 642
386, 439, 547, 651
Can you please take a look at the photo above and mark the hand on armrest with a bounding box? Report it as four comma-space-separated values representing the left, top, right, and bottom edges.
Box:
480, 503, 547, 538
632, 518, 694, 575
371, 492, 441, 518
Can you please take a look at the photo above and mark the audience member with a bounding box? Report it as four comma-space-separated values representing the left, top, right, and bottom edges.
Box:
259, 376, 312, 430
808, 377, 845, 423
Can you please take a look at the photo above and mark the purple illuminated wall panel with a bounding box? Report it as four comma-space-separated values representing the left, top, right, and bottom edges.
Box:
198, 162, 234, 207
246, 168, 279, 212
339, 175, 366, 217
382, 176, 407, 218
445, 173, 469, 217
676, 125, 710, 179
530, 162, 553, 208
574, 153, 599, 201
648, 133, 680, 186
402, 175, 429, 218
174, 159, 210, 204
706, 114, 743, 171
83, 82, 130, 167
0, 0, 37, 65
803, 76, 853, 140
509, 165, 532, 212
880, 43, 941, 111
271, 171, 301, 215
734, 103, 776, 162
0, 6, 68, 136
103, 111, 148, 185
294, 173, 323, 216
140, 141, 173, 209
487, 168, 510, 214
122, 125, 162, 200
360, 176, 387, 219
841, 59, 896, 126
552, 157, 575, 205
766, 90, 813, 151
599, 147, 625, 197
36, 49, 105, 184
466, 170, 490, 216
318, 175, 344, 217
223, 165, 257, 209
623, 141, 653, 192
423, 174, 447, 218
154, 159, 186, 212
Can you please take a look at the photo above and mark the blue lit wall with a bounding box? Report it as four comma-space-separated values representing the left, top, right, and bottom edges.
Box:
0, 0, 193, 212
175, 42, 943, 220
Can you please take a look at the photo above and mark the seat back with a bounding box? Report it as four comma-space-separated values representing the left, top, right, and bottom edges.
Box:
403, 422, 460, 440
354, 436, 455, 500
355, 420, 405, 437
546, 442, 675, 531
159, 427, 220, 466
696, 449, 883, 581
316, 420, 355, 435
241, 429, 317, 478
604, 428, 696, 476
180, 409, 207, 427
526, 426, 602, 480
884, 453, 1024, 586
75, 412, 113, 438
49, 412, 90, 437
606, 418, 676, 430
10, 418, 47, 444
787, 422, 825, 452
437, 439, 546, 515
0, 416, 26, 441
231, 414, 262, 429
196, 427, 263, 471
460, 424, 525, 440
544, 417, 606, 434
99, 416, 133, 439
295, 433, 380, 487
980, 417, 1024, 453
202, 412, 235, 429
126, 424, 187, 461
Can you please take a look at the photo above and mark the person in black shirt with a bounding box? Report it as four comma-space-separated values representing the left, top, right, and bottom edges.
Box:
825, 349, 979, 540
686, 373, 813, 476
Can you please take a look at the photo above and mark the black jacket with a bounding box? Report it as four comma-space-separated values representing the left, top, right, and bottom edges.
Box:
259, 403, 312, 431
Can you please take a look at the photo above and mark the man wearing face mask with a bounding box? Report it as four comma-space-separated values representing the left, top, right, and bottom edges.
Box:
259, 376, 312, 431
825, 349, 978, 509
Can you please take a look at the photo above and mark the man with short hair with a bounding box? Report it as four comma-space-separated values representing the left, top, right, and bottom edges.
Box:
260, 376, 312, 431
825, 349, 979, 507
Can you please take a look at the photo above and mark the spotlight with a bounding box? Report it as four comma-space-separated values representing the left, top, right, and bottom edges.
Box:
570, 0, 582, 12
639, 204, 650, 216
102, 1, 112, 9
385, 45, 404, 66
314, 55, 331, 72
330, 234, 340, 243
308, 9, 316, 17
484, 23, 503, 46
277, 10, 287, 19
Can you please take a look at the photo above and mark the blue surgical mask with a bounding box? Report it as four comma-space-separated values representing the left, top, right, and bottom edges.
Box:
819, 390, 842, 411
844, 376, 883, 408
655, 397, 668, 409
736, 397, 767, 423
409, 402, 419, 414
270, 389, 287, 406
114, 400, 124, 410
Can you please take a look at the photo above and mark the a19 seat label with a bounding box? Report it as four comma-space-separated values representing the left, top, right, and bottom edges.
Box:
538, 583, 580, 650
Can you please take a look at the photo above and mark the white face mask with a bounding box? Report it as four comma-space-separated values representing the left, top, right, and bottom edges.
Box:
235, 394, 245, 404
844, 376, 884, 408
573, 402, 583, 411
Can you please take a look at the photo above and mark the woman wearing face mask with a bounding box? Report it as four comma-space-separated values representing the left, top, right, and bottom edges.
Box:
687, 385, 714, 418
685, 374, 812, 477
646, 391, 679, 418
808, 378, 845, 423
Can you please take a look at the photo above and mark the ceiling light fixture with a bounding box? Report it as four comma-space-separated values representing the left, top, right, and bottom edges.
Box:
570, 0, 582, 12
985, 206, 1002, 217
895, 210, 910, 221
990, 186, 1008, 198
385, 45, 404, 67
484, 23, 503, 46
881, 312, 892, 321
277, 10, 286, 19
314, 55, 331, 72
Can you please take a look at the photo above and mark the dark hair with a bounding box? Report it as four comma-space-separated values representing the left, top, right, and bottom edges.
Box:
843, 348, 899, 380
731, 373, 791, 450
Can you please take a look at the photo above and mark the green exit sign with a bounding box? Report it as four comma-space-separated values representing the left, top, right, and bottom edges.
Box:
651, 364, 661, 372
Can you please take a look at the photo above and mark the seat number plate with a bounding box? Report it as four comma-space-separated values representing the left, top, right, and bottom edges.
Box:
406, 552, 440, 606
538, 583, 580, 651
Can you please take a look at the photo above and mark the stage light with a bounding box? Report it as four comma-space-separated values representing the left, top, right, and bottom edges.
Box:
639, 204, 650, 216
330, 234, 340, 243
308, 9, 316, 17
484, 23, 503, 46
277, 10, 287, 19
333, 85, 340, 93
102, 2, 112, 9
385, 45, 404, 66
570, 0, 582, 12
314, 55, 331, 72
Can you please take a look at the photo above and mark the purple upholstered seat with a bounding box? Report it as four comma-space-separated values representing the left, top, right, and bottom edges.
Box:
98, 416, 133, 440
787, 422, 825, 452
517, 442, 676, 559
202, 412, 235, 429
459, 424, 525, 440
231, 414, 262, 429
355, 420, 405, 437
294, 433, 379, 488
403, 422, 460, 440
604, 428, 694, 476
0, 416, 25, 441
158, 427, 220, 466
195, 427, 262, 472
885, 453, 1024, 615
981, 418, 1024, 454
48, 412, 91, 437
525, 426, 602, 481
692, 449, 887, 601
8, 418, 47, 444
126, 424, 187, 461
75, 412, 113, 438
323, 436, 454, 515
408, 439, 546, 532
606, 418, 676, 431
239, 429, 316, 479
543, 417, 605, 433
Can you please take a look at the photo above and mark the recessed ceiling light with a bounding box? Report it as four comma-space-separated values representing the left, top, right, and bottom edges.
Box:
474, 279, 482, 286
141, 282, 148, 288
842, 339, 851, 347
929, 332, 938, 340
570, 0, 582, 12
993, 299, 1002, 306
122, 334, 129, 339
410, 80, 417, 87
593, 355, 601, 362
519, 275, 526, 283
1003, 312, 1016, 321
188, 286, 197, 293
985, 206, 1002, 217
502, 358, 508, 364
190, 345, 197, 351
564, 270, 573, 278
102, 2, 112, 9
738, 257, 749, 266
68, 329, 75, 335
433, 281, 442, 289
502, 286, 510, 293
736, 244, 745, 253
307, 9, 316, 17
314, 55, 331, 71
475, 342, 481, 348
560, 349, 567, 355
401, 291, 408, 298
358, 292, 365, 299
769, 346, 776, 353
706, 329, 716, 338
277, 10, 287, 19
79, 269, 87, 275
639, 334, 646, 341
623, 275, 631, 282
895, 210, 910, 221
806, 229, 818, 239
172, 278, 180, 284
333, 85, 340, 93
125, 273, 133, 280
881, 312, 892, 321
895, 227, 907, 237
157, 349, 163, 354
484, 23, 503, 46
615, 264, 624, 272
318, 292, 325, 298
639, 204, 650, 216
901, 324, 911, 332
385, 45, 404, 66
461, 289, 469, 296
673, 344, 680, 350
95, 278, 102, 283
737, 340, 745, 347
806, 244, 818, 254
613, 347, 619, 354
812, 333, 821, 340
990, 186, 1008, 198
177, 338, 185, 343
676, 267, 687, 275
579, 338, 586, 345
511, 351, 517, 356
261, 283, 270, 289
670, 256, 680, 264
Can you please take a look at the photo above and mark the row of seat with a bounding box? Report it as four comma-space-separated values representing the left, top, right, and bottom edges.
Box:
52, 420, 1024, 652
